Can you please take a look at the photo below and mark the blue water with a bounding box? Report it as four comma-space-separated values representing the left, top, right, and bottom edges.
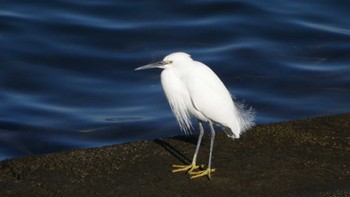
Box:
1, 1, 349, 160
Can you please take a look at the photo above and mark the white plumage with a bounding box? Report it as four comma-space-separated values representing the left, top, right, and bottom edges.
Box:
161, 52, 254, 137
136, 52, 255, 179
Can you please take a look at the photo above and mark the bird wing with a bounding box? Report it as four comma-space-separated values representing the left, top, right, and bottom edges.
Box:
185, 62, 236, 125
185, 62, 255, 138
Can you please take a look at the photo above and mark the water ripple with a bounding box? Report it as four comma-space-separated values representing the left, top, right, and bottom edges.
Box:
1, 0, 350, 160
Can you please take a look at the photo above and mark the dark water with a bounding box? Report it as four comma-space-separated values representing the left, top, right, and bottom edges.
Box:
1, 1, 350, 160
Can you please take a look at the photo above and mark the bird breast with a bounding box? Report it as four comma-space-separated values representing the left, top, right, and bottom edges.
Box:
160, 67, 207, 133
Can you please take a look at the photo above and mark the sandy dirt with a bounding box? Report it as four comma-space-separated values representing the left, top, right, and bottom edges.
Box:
0, 114, 349, 196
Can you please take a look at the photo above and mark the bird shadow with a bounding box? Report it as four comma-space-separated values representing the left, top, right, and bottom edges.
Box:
153, 135, 198, 165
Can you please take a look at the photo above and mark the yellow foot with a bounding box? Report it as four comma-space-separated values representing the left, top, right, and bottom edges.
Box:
172, 163, 204, 173
190, 168, 216, 180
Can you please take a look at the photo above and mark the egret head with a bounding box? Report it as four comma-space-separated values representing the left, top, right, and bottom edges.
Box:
135, 52, 192, 70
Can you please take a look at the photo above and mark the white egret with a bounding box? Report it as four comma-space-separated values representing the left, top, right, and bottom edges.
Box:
135, 52, 255, 179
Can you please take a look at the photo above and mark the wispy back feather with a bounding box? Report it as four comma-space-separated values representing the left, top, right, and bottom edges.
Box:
235, 100, 256, 133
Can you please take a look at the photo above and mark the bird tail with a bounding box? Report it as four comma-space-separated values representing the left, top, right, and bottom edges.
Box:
236, 102, 255, 132
223, 127, 237, 139
224, 101, 255, 139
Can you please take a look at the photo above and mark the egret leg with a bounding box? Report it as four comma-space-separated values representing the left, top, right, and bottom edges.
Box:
172, 121, 205, 173
190, 121, 216, 180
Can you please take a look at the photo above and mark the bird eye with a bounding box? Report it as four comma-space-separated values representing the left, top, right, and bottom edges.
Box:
168, 60, 173, 64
